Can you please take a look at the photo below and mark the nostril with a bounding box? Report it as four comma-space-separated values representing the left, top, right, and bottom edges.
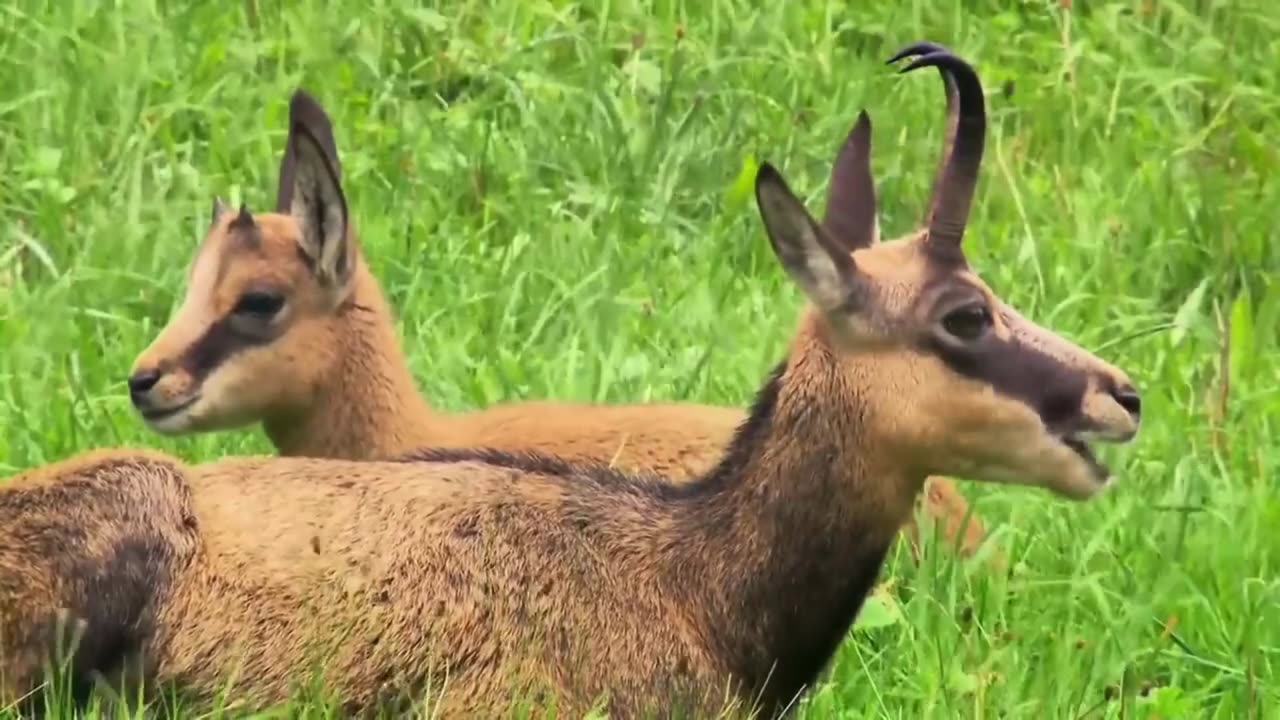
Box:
127, 369, 162, 396
1112, 385, 1141, 418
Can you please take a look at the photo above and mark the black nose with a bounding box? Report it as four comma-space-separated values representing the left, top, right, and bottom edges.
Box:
128, 369, 162, 398
1111, 384, 1141, 418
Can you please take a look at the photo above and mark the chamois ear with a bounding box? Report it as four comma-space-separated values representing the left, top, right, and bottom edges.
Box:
287, 114, 351, 290
755, 163, 862, 313
275, 89, 343, 212
821, 110, 879, 251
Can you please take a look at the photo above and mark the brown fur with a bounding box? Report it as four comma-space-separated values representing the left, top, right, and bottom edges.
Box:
3, 43, 1142, 718
128, 90, 988, 563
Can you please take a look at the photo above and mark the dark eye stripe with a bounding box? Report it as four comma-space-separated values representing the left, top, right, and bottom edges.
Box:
179, 316, 276, 383
925, 332, 1089, 428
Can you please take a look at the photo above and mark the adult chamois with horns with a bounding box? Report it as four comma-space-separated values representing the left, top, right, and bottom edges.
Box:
126, 81, 991, 561
1, 43, 1141, 718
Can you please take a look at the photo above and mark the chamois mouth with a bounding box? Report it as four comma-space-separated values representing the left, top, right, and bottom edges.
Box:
1060, 434, 1109, 483
140, 395, 199, 428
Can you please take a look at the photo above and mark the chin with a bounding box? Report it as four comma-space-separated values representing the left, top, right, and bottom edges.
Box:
1047, 436, 1115, 500
139, 396, 230, 435
142, 408, 199, 435
1035, 455, 1113, 501
967, 448, 1111, 502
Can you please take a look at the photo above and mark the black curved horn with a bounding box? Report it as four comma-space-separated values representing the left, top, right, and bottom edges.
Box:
888, 43, 987, 255
885, 41, 959, 227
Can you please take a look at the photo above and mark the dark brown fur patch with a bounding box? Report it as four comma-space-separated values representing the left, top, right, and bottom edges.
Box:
0, 456, 198, 712
677, 356, 892, 714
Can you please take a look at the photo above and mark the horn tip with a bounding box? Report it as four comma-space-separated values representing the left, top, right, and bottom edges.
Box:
755, 161, 781, 182
898, 54, 940, 75
885, 40, 952, 66
230, 203, 255, 229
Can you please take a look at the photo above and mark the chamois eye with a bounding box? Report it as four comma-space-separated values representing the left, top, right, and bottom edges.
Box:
233, 291, 285, 319
941, 305, 992, 341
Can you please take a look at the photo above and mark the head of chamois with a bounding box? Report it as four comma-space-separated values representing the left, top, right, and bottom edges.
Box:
762, 43, 1141, 501
128, 90, 386, 443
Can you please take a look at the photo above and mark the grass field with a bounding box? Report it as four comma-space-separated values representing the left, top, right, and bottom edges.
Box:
2, 0, 1278, 717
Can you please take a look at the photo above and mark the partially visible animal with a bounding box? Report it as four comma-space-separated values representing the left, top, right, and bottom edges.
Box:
127, 78, 990, 562
1, 44, 1142, 718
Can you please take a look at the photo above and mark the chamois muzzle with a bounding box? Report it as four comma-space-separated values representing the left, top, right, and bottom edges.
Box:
127, 361, 200, 428
127, 368, 161, 397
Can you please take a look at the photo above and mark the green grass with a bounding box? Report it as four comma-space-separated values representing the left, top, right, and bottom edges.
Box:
2, 0, 1278, 717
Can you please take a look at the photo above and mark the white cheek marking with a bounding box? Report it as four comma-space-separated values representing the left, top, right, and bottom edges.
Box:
177, 246, 228, 325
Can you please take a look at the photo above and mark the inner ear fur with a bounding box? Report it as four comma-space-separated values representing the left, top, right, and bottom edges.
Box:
754, 163, 863, 313
287, 121, 352, 290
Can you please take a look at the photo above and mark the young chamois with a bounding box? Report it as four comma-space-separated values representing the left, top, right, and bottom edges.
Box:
126, 83, 990, 562
0, 44, 1142, 718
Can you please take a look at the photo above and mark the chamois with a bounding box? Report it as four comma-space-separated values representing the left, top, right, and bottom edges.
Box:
127, 83, 989, 561
1, 44, 1141, 717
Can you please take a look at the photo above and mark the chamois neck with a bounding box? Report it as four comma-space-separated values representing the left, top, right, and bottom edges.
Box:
263, 261, 441, 460
667, 322, 925, 713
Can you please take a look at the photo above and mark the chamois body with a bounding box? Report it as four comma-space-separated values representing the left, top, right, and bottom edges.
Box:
2, 331, 906, 718
5, 44, 1144, 716
130, 92, 985, 558
170, 351, 891, 717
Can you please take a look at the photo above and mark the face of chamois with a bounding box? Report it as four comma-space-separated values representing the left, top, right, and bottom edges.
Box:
755, 44, 1142, 500
128, 91, 358, 434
